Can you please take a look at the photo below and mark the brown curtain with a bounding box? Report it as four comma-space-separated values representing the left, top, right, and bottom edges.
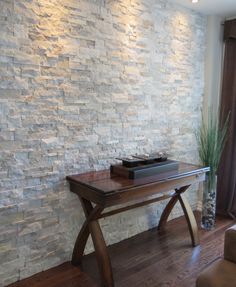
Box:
217, 19, 236, 218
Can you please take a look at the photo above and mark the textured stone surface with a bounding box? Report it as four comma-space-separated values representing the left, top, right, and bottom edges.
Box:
0, 0, 206, 285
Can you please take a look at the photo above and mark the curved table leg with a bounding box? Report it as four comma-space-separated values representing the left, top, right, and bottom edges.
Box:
157, 195, 178, 230
73, 197, 114, 287
158, 185, 199, 247
89, 220, 114, 287
177, 193, 199, 247
72, 201, 103, 265
72, 220, 90, 265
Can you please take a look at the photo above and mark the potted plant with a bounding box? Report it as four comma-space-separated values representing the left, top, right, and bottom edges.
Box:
196, 110, 229, 230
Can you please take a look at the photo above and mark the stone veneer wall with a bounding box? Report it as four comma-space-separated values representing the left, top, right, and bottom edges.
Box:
0, 0, 206, 285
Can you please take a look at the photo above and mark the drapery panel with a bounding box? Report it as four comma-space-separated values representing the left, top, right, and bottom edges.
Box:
217, 19, 236, 218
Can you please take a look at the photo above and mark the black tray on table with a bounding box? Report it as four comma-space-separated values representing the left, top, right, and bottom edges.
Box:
111, 153, 179, 179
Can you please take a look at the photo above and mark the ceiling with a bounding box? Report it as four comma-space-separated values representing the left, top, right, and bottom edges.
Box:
170, 0, 236, 17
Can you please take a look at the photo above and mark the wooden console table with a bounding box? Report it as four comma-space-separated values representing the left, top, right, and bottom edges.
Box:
66, 162, 209, 287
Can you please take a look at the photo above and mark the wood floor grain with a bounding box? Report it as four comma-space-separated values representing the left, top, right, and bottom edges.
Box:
8, 214, 234, 287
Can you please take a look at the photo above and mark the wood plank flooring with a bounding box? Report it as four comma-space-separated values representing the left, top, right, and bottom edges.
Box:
8, 214, 234, 287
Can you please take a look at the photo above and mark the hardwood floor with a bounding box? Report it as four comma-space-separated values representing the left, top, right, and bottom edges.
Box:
8, 214, 234, 287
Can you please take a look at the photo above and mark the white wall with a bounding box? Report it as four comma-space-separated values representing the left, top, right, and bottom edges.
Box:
197, 15, 224, 211
204, 15, 224, 115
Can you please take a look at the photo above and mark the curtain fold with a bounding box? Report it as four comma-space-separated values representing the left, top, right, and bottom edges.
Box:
224, 19, 236, 40
216, 19, 236, 218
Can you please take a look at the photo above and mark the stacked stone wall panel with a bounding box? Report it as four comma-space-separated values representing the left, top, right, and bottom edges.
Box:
0, 0, 206, 285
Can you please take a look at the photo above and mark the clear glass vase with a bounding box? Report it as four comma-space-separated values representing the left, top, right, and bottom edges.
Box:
201, 174, 217, 230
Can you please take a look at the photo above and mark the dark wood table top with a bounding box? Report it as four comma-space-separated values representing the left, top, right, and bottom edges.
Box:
66, 162, 209, 195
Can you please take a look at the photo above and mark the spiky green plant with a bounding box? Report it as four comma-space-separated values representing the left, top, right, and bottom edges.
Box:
196, 110, 229, 190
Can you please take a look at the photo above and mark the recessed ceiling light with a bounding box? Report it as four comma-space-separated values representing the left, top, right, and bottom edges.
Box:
192, 0, 199, 3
